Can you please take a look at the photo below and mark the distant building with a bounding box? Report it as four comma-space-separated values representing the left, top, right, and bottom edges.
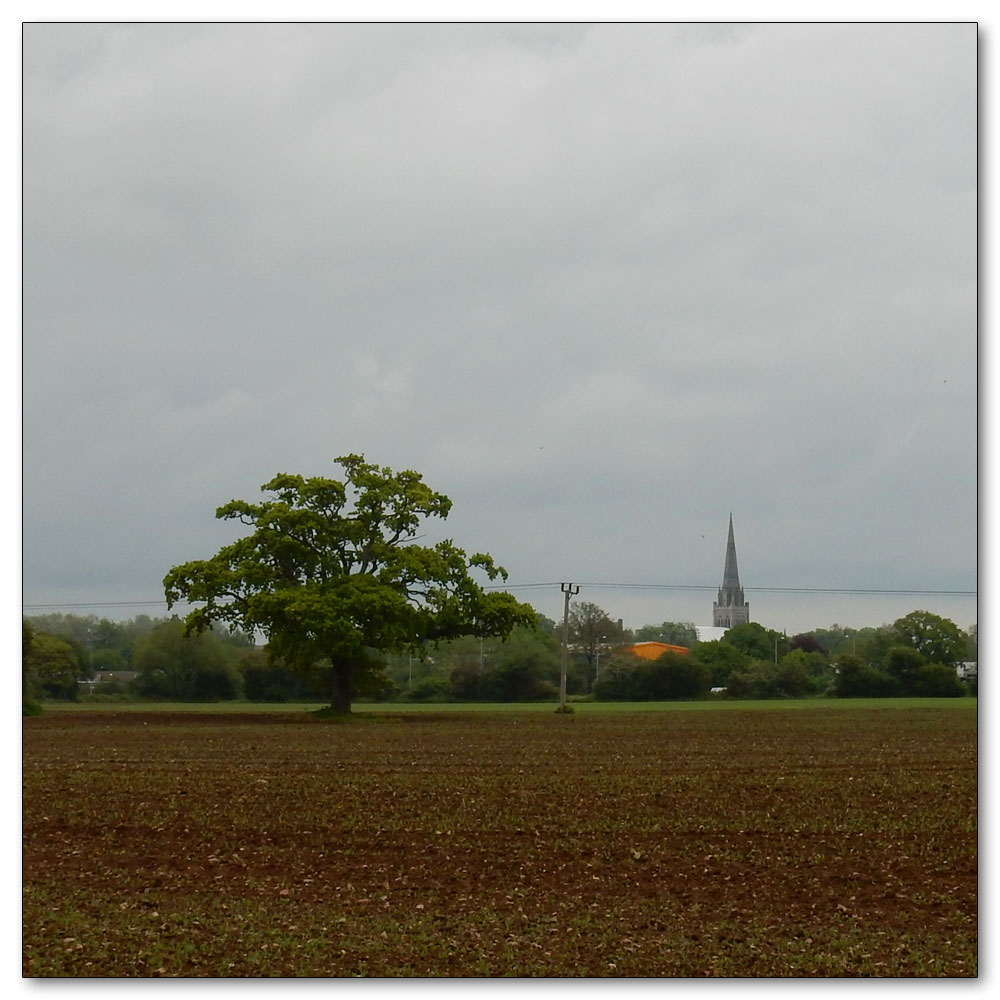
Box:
712, 514, 750, 629
694, 626, 728, 643
621, 641, 689, 660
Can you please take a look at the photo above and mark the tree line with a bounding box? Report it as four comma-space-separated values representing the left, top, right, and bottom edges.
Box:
21, 456, 977, 713
22, 604, 975, 711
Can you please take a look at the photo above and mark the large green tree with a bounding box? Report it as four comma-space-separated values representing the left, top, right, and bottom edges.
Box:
163, 455, 537, 713
891, 610, 969, 669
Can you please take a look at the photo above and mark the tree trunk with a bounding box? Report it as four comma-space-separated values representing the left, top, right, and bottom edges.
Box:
329, 658, 352, 714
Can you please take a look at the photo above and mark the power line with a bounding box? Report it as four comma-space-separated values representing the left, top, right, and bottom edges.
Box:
21, 581, 976, 612
22, 600, 194, 610
485, 582, 975, 597
570, 583, 976, 597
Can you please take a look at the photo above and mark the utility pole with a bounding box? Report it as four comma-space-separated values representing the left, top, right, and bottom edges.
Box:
559, 583, 580, 712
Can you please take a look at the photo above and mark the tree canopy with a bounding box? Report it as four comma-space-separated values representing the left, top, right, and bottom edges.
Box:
163, 455, 537, 712
891, 610, 969, 669
634, 621, 698, 646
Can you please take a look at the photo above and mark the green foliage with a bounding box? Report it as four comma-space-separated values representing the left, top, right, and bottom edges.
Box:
722, 622, 788, 661
831, 654, 899, 698
132, 620, 241, 701
163, 455, 538, 712
23, 632, 85, 700
480, 627, 560, 702
782, 648, 834, 692
892, 610, 969, 669
883, 645, 926, 693
238, 648, 327, 702
812, 624, 894, 662
687, 640, 750, 687
726, 657, 817, 700
22, 620, 43, 714
633, 621, 698, 646
591, 655, 641, 701
788, 633, 825, 655
592, 652, 710, 702
911, 663, 967, 698
435, 627, 560, 702
23, 613, 95, 650
90, 647, 127, 672
534, 613, 558, 635
646, 651, 711, 700
405, 675, 453, 703
568, 601, 626, 686
24, 612, 167, 671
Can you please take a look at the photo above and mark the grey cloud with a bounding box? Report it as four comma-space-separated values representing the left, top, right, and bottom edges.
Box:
23, 22, 977, 634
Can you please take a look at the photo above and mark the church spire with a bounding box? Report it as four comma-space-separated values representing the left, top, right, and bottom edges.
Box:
722, 513, 741, 590
713, 514, 750, 628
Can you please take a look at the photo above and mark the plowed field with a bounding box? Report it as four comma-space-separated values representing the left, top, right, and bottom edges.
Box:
22, 703, 977, 977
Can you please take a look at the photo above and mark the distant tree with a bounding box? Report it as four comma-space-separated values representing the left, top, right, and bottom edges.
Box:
634, 621, 698, 646
911, 663, 967, 698
643, 650, 711, 700
448, 660, 484, 701
592, 650, 709, 702
831, 654, 898, 698
405, 675, 452, 703
22, 620, 42, 714
25, 613, 170, 671
481, 627, 560, 702
212, 624, 256, 648
858, 627, 898, 664
132, 620, 241, 701
568, 601, 624, 686
687, 640, 750, 687
590, 654, 638, 701
90, 618, 124, 650
789, 633, 826, 655
90, 647, 127, 673
812, 624, 893, 663
892, 611, 969, 669
810, 625, 852, 656
534, 613, 558, 636
883, 645, 926, 695
766, 657, 816, 698
163, 456, 537, 713
780, 648, 833, 693
25, 613, 97, 650
726, 658, 815, 700
24, 632, 85, 701
722, 622, 788, 661
239, 648, 326, 702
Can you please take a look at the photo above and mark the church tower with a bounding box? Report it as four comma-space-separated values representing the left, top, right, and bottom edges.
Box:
712, 514, 750, 629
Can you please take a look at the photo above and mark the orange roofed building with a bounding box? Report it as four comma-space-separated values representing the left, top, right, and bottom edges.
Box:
620, 641, 689, 660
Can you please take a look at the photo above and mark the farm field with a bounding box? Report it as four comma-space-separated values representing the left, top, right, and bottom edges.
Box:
23, 702, 977, 977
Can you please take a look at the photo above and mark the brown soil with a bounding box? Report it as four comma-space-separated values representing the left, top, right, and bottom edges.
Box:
22, 706, 977, 977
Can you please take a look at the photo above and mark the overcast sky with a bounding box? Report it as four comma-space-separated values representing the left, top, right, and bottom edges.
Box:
22, 21, 977, 636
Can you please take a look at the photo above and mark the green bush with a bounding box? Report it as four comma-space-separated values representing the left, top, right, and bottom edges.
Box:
832, 655, 900, 698
911, 663, 966, 697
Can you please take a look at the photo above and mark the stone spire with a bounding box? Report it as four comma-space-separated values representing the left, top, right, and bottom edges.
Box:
713, 514, 750, 628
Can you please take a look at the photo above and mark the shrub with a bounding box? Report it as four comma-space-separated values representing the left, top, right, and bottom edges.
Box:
911, 663, 966, 698
832, 655, 899, 698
